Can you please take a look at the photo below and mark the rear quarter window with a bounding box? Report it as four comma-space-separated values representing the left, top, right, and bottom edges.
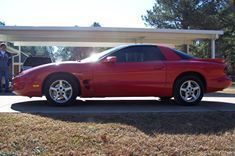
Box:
172, 49, 195, 60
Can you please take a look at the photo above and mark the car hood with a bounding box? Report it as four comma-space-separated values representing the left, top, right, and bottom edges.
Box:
20, 61, 87, 75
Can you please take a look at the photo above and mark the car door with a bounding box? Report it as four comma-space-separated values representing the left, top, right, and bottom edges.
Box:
92, 45, 166, 97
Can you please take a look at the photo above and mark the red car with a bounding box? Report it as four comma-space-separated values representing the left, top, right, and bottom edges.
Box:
13, 45, 232, 106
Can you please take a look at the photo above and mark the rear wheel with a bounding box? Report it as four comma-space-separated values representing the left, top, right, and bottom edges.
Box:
44, 75, 79, 106
173, 76, 203, 106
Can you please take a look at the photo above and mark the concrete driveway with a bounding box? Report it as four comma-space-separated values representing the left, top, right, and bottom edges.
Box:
0, 90, 234, 113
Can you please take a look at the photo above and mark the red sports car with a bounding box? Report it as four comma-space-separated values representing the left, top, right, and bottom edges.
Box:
13, 45, 232, 106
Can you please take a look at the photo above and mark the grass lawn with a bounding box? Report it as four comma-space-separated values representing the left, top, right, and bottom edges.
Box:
0, 112, 235, 155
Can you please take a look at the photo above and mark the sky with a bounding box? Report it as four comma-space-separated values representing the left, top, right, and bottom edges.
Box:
0, 0, 155, 28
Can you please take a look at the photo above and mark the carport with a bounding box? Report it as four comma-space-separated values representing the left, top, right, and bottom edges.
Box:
0, 26, 223, 75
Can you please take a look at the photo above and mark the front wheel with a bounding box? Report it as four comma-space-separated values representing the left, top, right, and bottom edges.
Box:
173, 76, 204, 106
44, 75, 79, 106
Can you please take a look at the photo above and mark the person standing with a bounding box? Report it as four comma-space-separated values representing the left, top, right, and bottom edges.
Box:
0, 43, 11, 93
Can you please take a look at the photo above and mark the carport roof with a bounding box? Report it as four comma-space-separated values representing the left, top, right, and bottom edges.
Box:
0, 26, 223, 47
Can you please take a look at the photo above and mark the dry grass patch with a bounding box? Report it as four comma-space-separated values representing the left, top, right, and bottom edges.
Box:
0, 112, 234, 155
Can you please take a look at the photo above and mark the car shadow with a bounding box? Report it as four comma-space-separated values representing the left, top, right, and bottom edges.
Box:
10, 99, 235, 136
0, 92, 16, 96
11, 98, 235, 112
11, 99, 176, 112
205, 92, 235, 97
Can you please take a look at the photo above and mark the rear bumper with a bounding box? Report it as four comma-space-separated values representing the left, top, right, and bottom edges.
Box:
206, 75, 232, 93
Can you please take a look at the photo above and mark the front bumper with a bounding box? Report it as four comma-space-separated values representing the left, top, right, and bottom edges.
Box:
12, 75, 42, 97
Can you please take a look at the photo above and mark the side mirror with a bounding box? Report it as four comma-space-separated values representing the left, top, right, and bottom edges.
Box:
102, 56, 117, 63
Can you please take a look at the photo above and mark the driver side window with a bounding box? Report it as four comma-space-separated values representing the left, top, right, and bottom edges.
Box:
112, 47, 144, 63
111, 46, 165, 63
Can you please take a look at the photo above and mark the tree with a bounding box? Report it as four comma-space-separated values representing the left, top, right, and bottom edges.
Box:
0, 21, 5, 26
53, 47, 94, 61
91, 22, 101, 27
53, 22, 103, 61
52, 47, 72, 62
142, 0, 235, 75
142, 0, 227, 30
216, 2, 235, 75
21, 46, 53, 57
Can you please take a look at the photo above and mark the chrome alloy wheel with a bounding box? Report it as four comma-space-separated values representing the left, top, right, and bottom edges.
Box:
49, 80, 73, 103
179, 80, 201, 103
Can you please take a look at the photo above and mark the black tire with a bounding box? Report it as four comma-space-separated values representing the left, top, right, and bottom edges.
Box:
44, 74, 79, 106
173, 75, 204, 106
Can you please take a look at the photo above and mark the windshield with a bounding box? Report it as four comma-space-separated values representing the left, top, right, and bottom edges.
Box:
81, 45, 126, 62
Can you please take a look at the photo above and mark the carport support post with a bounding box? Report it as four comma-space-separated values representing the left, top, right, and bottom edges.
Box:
12, 56, 14, 76
211, 39, 215, 59
186, 44, 189, 53
18, 46, 21, 72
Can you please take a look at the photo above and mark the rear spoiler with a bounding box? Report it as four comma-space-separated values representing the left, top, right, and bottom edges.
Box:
193, 58, 225, 63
